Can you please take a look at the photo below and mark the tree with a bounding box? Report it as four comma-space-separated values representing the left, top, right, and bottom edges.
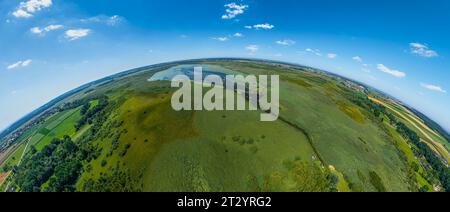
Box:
81, 102, 91, 115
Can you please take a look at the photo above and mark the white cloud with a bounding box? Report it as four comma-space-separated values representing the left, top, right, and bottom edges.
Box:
30, 27, 43, 34
244, 26, 253, 29
276, 39, 296, 46
327, 53, 337, 59
45, 24, 63, 31
420, 83, 446, 93
80, 15, 124, 26
65, 29, 91, 41
21, 59, 32, 67
30, 24, 63, 35
13, 9, 32, 18
250, 23, 275, 30
107, 15, 123, 26
410, 43, 438, 58
7, 62, 22, 70
352, 56, 363, 62
233, 32, 244, 37
7, 59, 32, 70
377, 64, 406, 78
222, 3, 248, 20
246, 45, 259, 54
305, 48, 322, 56
12, 0, 52, 18
212, 37, 229, 42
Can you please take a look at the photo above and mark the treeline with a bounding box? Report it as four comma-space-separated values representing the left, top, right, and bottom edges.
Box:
393, 119, 450, 192
338, 85, 450, 191
82, 166, 139, 192
11, 96, 113, 192
409, 108, 450, 144
343, 89, 450, 191
339, 89, 386, 118
61, 94, 108, 112
75, 96, 108, 131
13, 136, 96, 192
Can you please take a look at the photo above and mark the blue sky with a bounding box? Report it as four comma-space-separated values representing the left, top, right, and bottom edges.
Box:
0, 0, 449, 132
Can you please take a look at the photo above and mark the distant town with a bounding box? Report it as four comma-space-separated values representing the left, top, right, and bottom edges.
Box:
0, 107, 61, 154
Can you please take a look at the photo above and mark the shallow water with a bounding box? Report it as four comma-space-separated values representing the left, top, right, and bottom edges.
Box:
148, 65, 228, 82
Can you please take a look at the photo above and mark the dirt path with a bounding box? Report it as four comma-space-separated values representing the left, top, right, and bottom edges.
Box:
372, 97, 434, 142
0, 171, 11, 188
0, 140, 29, 191
369, 97, 450, 163
18, 140, 30, 165
390, 101, 441, 138
0, 143, 19, 166
72, 124, 90, 141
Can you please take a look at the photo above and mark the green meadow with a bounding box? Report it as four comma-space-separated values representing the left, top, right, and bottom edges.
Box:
3, 59, 447, 192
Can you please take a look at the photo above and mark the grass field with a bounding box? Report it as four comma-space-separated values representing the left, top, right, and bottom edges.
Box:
76, 80, 324, 191
35, 108, 82, 150
379, 98, 449, 149
3, 60, 447, 192
369, 97, 450, 164
73, 62, 416, 191
17, 107, 83, 153
387, 100, 449, 151
0, 143, 25, 171
381, 115, 432, 190
0, 106, 85, 189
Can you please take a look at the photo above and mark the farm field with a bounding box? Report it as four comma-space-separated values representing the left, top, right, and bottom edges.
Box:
0, 106, 85, 188
376, 97, 449, 150
369, 97, 450, 164
1, 59, 448, 192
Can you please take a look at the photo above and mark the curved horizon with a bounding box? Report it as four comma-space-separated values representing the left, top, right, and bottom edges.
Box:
1, 57, 449, 136
1, 0, 449, 135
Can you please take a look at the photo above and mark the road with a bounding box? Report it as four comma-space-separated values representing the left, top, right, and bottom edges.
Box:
369, 96, 450, 163
18, 140, 30, 165
390, 100, 441, 138
0, 138, 31, 190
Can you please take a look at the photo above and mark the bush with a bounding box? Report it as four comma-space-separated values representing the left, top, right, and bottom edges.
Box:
119, 144, 131, 157
369, 171, 386, 192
